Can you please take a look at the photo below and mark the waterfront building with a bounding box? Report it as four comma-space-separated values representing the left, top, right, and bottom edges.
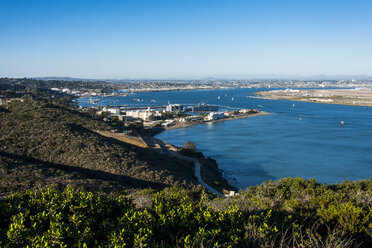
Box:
224, 111, 235, 117
102, 107, 121, 115
239, 109, 251, 114
179, 116, 202, 122
189, 103, 219, 112
205, 112, 225, 121
125, 110, 154, 121
166, 104, 184, 113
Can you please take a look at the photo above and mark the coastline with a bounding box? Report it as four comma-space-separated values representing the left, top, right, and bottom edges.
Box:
256, 96, 372, 107
148, 111, 271, 195
255, 89, 372, 107
158, 111, 270, 133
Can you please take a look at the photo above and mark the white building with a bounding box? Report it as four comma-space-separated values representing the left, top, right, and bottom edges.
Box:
205, 112, 225, 121
239, 109, 251, 114
179, 116, 202, 122
125, 110, 154, 120
166, 104, 184, 113
102, 107, 121, 115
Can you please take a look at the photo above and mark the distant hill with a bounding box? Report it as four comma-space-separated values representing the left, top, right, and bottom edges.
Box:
33, 76, 102, 82
0, 97, 199, 197
0, 77, 118, 94
31, 75, 372, 81
203, 74, 372, 81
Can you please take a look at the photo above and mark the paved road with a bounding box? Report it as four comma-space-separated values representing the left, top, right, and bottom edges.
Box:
194, 160, 225, 197
150, 137, 225, 197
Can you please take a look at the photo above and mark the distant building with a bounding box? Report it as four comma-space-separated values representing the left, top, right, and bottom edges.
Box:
189, 103, 219, 112
166, 104, 184, 113
224, 111, 235, 117
125, 110, 154, 121
102, 107, 121, 115
179, 116, 202, 122
239, 109, 251, 114
205, 112, 225, 121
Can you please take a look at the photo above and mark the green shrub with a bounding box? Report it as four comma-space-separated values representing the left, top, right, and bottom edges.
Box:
0, 181, 370, 247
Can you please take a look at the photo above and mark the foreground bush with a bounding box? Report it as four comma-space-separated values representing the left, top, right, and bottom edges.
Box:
1, 178, 371, 247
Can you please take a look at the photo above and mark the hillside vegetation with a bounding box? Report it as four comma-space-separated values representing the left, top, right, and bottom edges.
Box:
0, 92, 371, 247
0, 177, 371, 247
0, 96, 200, 197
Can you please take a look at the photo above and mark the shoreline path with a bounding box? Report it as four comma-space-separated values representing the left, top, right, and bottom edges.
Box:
146, 136, 225, 197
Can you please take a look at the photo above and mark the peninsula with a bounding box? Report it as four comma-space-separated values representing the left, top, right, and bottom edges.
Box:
161, 111, 270, 132
256, 88, 372, 107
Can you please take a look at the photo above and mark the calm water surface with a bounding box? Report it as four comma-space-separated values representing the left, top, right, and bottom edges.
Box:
79, 88, 372, 189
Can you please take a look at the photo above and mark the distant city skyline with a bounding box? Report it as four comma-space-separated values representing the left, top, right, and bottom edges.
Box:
1, 0, 371, 79
33, 74, 372, 81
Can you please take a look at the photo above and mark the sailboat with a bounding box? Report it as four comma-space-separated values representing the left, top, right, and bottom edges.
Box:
218, 96, 220, 100
232, 97, 234, 101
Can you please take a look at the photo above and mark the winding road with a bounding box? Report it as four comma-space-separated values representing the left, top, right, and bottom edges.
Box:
194, 160, 225, 197
148, 137, 225, 197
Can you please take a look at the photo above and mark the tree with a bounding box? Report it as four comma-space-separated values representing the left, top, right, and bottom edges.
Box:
183, 141, 196, 151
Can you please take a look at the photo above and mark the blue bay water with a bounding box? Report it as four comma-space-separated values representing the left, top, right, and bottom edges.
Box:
79, 88, 372, 189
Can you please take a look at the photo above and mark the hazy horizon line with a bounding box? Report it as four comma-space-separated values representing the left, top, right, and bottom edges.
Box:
1, 73, 372, 81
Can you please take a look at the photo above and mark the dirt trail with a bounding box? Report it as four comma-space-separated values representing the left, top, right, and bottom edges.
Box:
96, 131, 148, 148
96, 130, 225, 197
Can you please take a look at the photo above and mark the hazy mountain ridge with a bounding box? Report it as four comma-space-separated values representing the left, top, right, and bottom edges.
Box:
33, 74, 372, 81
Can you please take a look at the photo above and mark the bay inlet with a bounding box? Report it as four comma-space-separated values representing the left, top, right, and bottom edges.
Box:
80, 88, 372, 189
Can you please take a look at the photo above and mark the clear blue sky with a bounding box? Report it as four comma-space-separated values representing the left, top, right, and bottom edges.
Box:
1, 0, 371, 79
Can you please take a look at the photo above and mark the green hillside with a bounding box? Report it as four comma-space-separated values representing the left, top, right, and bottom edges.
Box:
0, 93, 371, 247
0, 97, 200, 197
